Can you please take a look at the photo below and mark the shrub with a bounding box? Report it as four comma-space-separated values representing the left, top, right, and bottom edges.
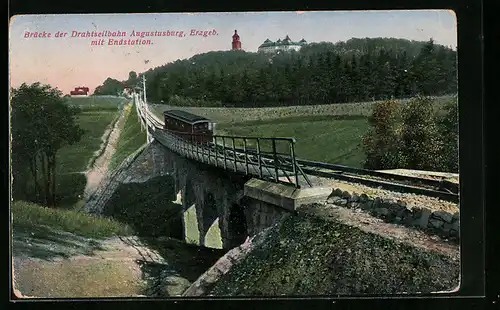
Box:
362, 96, 458, 172
399, 96, 444, 171
362, 100, 403, 169
436, 100, 459, 172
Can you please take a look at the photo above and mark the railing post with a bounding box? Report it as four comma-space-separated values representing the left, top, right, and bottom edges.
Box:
182, 134, 186, 154
290, 139, 299, 188
214, 136, 218, 167
222, 137, 227, 170
201, 136, 205, 163
195, 134, 200, 161
243, 138, 249, 175
232, 137, 237, 172
191, 134, 194, 159
257, 138, 262, 178
272, 139, 279, 183
207, 138, 211, 165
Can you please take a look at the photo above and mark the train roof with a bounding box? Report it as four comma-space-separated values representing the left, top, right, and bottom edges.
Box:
163, 109, 210, 124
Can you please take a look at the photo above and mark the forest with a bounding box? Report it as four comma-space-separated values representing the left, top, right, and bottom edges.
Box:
94, 37, 457, 107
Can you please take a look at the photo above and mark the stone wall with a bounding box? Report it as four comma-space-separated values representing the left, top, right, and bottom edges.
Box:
242, 197, 291, 237
326, 188, 460, 241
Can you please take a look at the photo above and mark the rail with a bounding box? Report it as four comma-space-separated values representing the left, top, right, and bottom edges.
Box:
227, 145, 459, 202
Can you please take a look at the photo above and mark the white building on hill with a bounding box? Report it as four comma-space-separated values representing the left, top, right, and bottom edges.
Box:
257, 35, 308, 53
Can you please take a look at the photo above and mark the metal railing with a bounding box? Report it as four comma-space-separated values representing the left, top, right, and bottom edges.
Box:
135, 96, 311, 188
151, 128, 312, 188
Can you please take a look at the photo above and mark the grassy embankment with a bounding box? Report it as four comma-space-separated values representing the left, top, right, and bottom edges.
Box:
207, 211, 459, 296
151, 96, 454, 168
109, 103, 147, 171
12, 200, 133, 240
56, 96, 126, 208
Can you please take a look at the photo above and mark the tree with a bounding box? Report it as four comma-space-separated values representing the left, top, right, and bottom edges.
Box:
93, 77, 125, 96
11, 83, 85, 207
362, 100, 403, 169
94, 37, 457, 107
399, 96, 443, 170
128, 71, 138, 81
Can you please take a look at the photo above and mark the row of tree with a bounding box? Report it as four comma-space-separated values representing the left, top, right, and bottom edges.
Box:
94, 38, 457, 107
362, 96, 458, 173
11, 83, 84, 207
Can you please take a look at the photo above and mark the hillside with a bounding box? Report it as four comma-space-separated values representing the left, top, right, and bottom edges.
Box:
204, 205, 459, 296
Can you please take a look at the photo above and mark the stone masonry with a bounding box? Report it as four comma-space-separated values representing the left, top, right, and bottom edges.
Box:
325, 188, 460, 241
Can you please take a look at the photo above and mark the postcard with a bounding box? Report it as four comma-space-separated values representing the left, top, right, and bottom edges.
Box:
9, 10, 459, 298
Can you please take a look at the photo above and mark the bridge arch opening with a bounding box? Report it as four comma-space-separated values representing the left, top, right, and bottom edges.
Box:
228, 203, 248, 248
203, 192, 217, 229
202, 192, 222, 248
182, 179, 199, 245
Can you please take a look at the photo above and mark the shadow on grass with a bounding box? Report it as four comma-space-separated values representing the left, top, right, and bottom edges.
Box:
103, 176, 226, 284
12, 223, 104, 260
140, 237, 225, 284
103, 176, 181, 238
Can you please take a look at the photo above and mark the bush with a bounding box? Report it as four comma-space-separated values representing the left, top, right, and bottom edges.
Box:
362, 96, 458, 172
436, 100, 459, 172
399, 96, 443, 170
362, 100, 403, 169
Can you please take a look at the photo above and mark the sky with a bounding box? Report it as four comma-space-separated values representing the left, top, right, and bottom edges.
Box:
9, 10, 457, 95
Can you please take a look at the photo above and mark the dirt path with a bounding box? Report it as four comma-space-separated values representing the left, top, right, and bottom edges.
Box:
298, 203, 460, 260
84, 104, 128, 199
12, 233, 193, 298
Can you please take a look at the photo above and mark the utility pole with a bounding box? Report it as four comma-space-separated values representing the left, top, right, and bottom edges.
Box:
142, 75, 147, 104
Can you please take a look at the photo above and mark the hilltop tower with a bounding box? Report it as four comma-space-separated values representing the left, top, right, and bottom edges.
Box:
232, 30, 242, 50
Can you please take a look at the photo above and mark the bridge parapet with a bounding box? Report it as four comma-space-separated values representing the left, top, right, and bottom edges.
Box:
243, 178, 331, 212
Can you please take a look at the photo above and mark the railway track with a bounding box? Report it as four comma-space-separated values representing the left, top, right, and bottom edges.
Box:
218, 145, 459, 203
141, 105, 459, 204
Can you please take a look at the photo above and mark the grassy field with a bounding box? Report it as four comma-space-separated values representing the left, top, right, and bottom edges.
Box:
150, 96, 454, 167
217, 115, 370, 167
11, 201, 132, 240
109, 104, 147, 171
66, 96, 126, 112
55, 97, 126, 207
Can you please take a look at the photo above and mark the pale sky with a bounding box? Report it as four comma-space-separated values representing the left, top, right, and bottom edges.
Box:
9, 10, 457, 94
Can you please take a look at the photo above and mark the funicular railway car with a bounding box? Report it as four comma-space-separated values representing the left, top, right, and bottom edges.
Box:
163, 109, 214, 143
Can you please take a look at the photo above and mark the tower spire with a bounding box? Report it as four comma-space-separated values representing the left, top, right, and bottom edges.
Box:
231, 29, 242, 50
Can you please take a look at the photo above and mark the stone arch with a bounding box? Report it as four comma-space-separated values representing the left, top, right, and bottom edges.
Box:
227, 202, 248, 248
